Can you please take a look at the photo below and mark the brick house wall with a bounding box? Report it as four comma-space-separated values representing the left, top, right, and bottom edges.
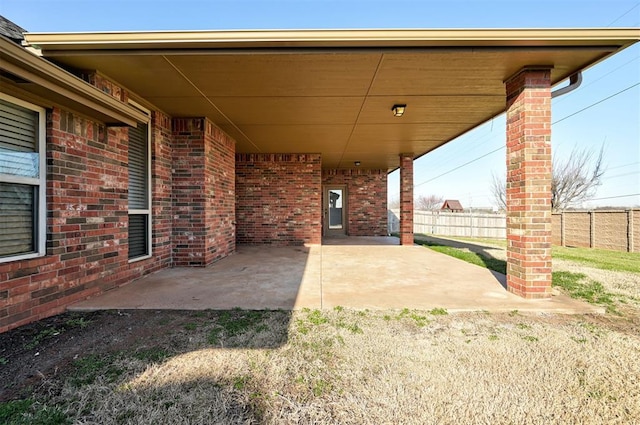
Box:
1, 106, 172, 332
150, 111, 174, 267
322, 169, 387, 236
236, 153, 322, 245
203, 121, 236, 264
172, 118, 236, 266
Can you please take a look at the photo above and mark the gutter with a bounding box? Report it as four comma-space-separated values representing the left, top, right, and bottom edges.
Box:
0, 35, 147, 126
551, 72, 583, 98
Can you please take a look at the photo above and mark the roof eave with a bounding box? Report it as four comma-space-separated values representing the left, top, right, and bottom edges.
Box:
1, 36, 147, 126
23, 28, 640, 52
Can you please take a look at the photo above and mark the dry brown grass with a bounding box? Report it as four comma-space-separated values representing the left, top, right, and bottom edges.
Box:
32, 307, 640, 425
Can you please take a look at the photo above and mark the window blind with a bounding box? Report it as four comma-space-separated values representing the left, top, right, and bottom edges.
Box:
128, 123, 148, 209
0, 183, 35, 257
128, 214, 148, 259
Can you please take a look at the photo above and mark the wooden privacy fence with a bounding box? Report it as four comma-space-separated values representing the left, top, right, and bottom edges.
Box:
388, 208, 640, 252
388, 209, 506, 239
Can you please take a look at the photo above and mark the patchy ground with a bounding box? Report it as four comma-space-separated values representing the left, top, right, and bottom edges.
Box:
1, 306, 639, 424
1, 239, 639, 424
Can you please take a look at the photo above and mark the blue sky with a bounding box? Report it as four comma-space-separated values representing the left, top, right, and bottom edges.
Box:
2, 0, 638, 208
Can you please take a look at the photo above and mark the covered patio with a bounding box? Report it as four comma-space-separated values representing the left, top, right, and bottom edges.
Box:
69, 238, 600, 314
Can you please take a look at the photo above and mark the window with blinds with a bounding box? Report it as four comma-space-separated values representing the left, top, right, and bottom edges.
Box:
0, 95, 45, 262
128, 119, 151, 260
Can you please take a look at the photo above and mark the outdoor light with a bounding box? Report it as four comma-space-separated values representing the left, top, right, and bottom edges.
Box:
354, 161, 361, 166
391, 104, 406, 117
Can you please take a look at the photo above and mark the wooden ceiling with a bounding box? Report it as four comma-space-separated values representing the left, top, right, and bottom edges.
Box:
25, 29, 639, 170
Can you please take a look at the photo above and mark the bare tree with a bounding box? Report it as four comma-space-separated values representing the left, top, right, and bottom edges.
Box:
552, 145, 605, 211
415, 194, 444, 210
388, 197, 400, 209
491, 144, 605, 212
490, 173, 507, 211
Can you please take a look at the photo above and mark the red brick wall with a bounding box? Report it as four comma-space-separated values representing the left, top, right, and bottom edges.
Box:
236, 153, 321, 245
172, 118, 235, 266
505, 68, 552, 299
322, 169, 387, 236
0, 87, 179, 331
204, 121, 236, 264
399, 154, 414, 245
150, 111, 173, 268
1, 106, 170, 332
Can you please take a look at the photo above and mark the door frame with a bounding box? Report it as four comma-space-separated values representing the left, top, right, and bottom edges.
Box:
323, 185, 348, 237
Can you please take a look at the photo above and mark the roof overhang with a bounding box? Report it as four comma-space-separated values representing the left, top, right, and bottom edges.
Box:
23, 28, 640, 170
0, 36, 147, 126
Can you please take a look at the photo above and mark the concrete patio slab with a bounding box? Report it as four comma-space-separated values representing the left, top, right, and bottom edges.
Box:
69, 237, 603, 314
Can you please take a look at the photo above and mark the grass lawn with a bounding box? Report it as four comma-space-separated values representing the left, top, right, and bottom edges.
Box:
424, 235, 640, 274
414, 237, 638, 314
1, 308, 639, 424
1, 237, 638, 424
553, 245, 640, 274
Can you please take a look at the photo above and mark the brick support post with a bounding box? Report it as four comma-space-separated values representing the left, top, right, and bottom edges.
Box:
172, 118, 236, 266
505, 68, 553, 299
399, 153, 414, 245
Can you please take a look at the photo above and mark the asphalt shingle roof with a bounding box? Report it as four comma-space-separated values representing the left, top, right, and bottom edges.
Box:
0, 15, 26, 44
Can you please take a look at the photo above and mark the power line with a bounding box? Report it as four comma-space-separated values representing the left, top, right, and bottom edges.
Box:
552, 82, 640, 125
589, 193, 640, 201
608, 161, 640, 171
553, 56, 640, 105
602, 171, 640, 180
608, 3, 640, 26
415, 146, 504, 187
413, 82, 639, 187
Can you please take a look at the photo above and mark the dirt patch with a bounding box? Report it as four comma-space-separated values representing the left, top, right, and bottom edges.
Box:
0, 310, 258, 402
1, 308, 639, 424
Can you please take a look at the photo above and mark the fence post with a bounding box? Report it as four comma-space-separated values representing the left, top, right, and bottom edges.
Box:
628, 209, 633, 253
589, 211, 595, 248
560, 212, 565, 247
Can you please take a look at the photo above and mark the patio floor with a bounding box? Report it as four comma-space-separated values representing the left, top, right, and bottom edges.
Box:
69, 237, 602, 314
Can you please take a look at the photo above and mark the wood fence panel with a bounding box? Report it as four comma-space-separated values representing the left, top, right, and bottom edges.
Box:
388, 209, 639, 252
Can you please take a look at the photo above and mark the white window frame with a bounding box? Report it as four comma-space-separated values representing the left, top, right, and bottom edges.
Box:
0, 93, 46, 263
127, 100, 152, 262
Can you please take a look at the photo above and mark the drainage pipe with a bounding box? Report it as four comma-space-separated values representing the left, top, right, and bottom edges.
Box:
551, 72, 582, 98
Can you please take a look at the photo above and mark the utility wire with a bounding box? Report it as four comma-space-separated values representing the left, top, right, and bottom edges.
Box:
602, 171, 640, 180
552, 82, 640, 125
589, 193, 640, 201
553, 56, 640, 105
414, 81, 640, 187
608, 161, 640, 171
415, 146, 504, 187
607, 2, 640, 26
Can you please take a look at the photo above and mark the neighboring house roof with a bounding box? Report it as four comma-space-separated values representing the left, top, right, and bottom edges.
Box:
23, 28, 640, 170
441, 200, 464, 211
0, 15, 25, 43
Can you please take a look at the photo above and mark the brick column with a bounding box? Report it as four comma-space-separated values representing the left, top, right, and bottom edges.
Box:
505, 68, 552, 299
172, 118, 236, 266
399, 153, 414, 245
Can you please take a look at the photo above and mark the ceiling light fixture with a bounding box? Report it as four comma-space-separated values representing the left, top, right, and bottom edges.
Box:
354, 161, 361, 166
391, 104, 406, 117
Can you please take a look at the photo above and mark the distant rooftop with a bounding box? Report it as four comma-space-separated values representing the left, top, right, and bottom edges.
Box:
442, 200, 464, 211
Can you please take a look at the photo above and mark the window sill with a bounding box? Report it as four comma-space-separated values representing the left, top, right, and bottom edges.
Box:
0, 251, 44, 264
128, 254, 152, 264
